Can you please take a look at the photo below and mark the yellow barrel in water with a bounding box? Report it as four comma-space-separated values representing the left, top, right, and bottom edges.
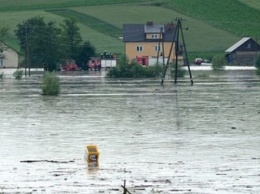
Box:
84, 145, 99, 166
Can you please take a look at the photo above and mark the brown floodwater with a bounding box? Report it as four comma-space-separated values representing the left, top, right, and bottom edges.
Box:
0, 69, 259, 193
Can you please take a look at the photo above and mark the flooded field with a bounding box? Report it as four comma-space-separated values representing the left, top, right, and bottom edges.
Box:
0, 69, 260, 194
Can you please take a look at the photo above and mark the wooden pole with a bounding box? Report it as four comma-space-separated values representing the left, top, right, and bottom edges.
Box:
160, 25, 177, 85
179, 20, 193, 85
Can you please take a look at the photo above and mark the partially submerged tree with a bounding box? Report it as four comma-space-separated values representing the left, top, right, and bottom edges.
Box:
61, 18, 82, 60
75, 41, 96, 69
15, 16, 62, 71
15, 16, 93, 72
212, 55, 226, 70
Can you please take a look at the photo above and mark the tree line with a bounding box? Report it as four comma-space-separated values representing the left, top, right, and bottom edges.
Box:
15, 16, 96, 71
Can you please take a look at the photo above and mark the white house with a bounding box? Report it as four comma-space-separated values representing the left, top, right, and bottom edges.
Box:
0, 43, 18, 68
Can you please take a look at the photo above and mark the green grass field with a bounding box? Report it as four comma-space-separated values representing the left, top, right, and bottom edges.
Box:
0, 0, 144, 11
166, 0, 260, 37
71, 5, 239, 52
239, 0, 260, 10
0, 0, 259, 57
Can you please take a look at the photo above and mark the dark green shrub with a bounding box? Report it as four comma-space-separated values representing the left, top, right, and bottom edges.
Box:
256, 68, 260, 76
13, 69, 23, 80
106, 67, 120, 78
255, 55, 260, 69
41, 72, 60, 95
212, 55, 226, 70
170, 64, 186, 78
106, 54, 163, 78
145, 65, 163, 78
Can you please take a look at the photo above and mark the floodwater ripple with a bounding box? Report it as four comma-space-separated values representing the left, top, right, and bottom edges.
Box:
0, 70, 260, 194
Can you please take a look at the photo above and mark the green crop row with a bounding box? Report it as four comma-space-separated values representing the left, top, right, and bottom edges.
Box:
165, 0, 260, 37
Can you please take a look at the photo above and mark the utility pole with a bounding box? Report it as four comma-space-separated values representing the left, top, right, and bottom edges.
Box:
161, 18, 193, 85
179, 20, 193, 85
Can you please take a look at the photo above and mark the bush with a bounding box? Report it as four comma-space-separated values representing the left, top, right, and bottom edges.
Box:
212, 55, 226, 70
255, 55, 260, 69
41, 72, 60, 95
256, 68, 260, 76
106, 54, 163, 78
170, 64, 186, 78
13, 69, 23, 80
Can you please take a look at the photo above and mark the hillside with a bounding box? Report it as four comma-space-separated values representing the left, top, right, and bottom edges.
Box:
0, 0, 259, 56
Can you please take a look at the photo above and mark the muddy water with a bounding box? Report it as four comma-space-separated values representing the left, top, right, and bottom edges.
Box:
0, 70, 260, 194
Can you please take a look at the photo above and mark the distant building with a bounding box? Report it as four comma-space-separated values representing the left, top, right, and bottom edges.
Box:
0, 43, 19, 68
122, 21, 178, 66
225, 37, 260, 65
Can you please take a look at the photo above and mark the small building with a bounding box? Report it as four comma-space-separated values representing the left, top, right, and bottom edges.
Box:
225, 37, 260, 65
123, 22, 177, 66
0, 43, 19, 68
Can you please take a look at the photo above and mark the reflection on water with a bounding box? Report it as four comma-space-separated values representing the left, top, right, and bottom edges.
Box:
0, 69, 260, 193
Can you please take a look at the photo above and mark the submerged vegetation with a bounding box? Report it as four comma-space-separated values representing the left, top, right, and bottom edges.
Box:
170, 64, 186, 78
41, 72, 60, 95
13, 69, 23, 79
212, 55, 226, 70
256, 55, 260, 75
107, 55, 162, 78
256, 68, 260, 76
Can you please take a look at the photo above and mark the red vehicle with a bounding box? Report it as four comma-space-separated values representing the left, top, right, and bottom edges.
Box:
194, 58, 204, 65
87, 57, 101, 71
62, 62, 78, 71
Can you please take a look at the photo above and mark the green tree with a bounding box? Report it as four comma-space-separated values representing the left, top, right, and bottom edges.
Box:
15, 16, 63, 71
33, 21, 62, 71
75, 41, 96, 69
0, 26, 9, 43
0, 26, 9, 54
61, 18, 82, 60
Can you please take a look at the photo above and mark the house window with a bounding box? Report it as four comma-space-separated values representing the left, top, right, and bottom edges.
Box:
137, 46, 143, 52
247, 43, 251, 49
155, 45, 161, 52
152, 34, 158, 39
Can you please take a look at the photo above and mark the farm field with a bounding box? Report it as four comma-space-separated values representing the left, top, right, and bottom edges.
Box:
167, 0, 260, 37
71, 5, 239, 52
0, 0, 259, 55
239, 0, 260, 10
0, 0, 143, 11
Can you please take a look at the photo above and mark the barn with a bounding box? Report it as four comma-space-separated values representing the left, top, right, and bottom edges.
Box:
225, 37, 260, 66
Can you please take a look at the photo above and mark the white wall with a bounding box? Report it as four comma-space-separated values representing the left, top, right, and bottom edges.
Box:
1, 48, 18, 68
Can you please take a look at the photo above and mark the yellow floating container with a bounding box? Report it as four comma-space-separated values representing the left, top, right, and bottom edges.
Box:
84, 145, 99, 166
